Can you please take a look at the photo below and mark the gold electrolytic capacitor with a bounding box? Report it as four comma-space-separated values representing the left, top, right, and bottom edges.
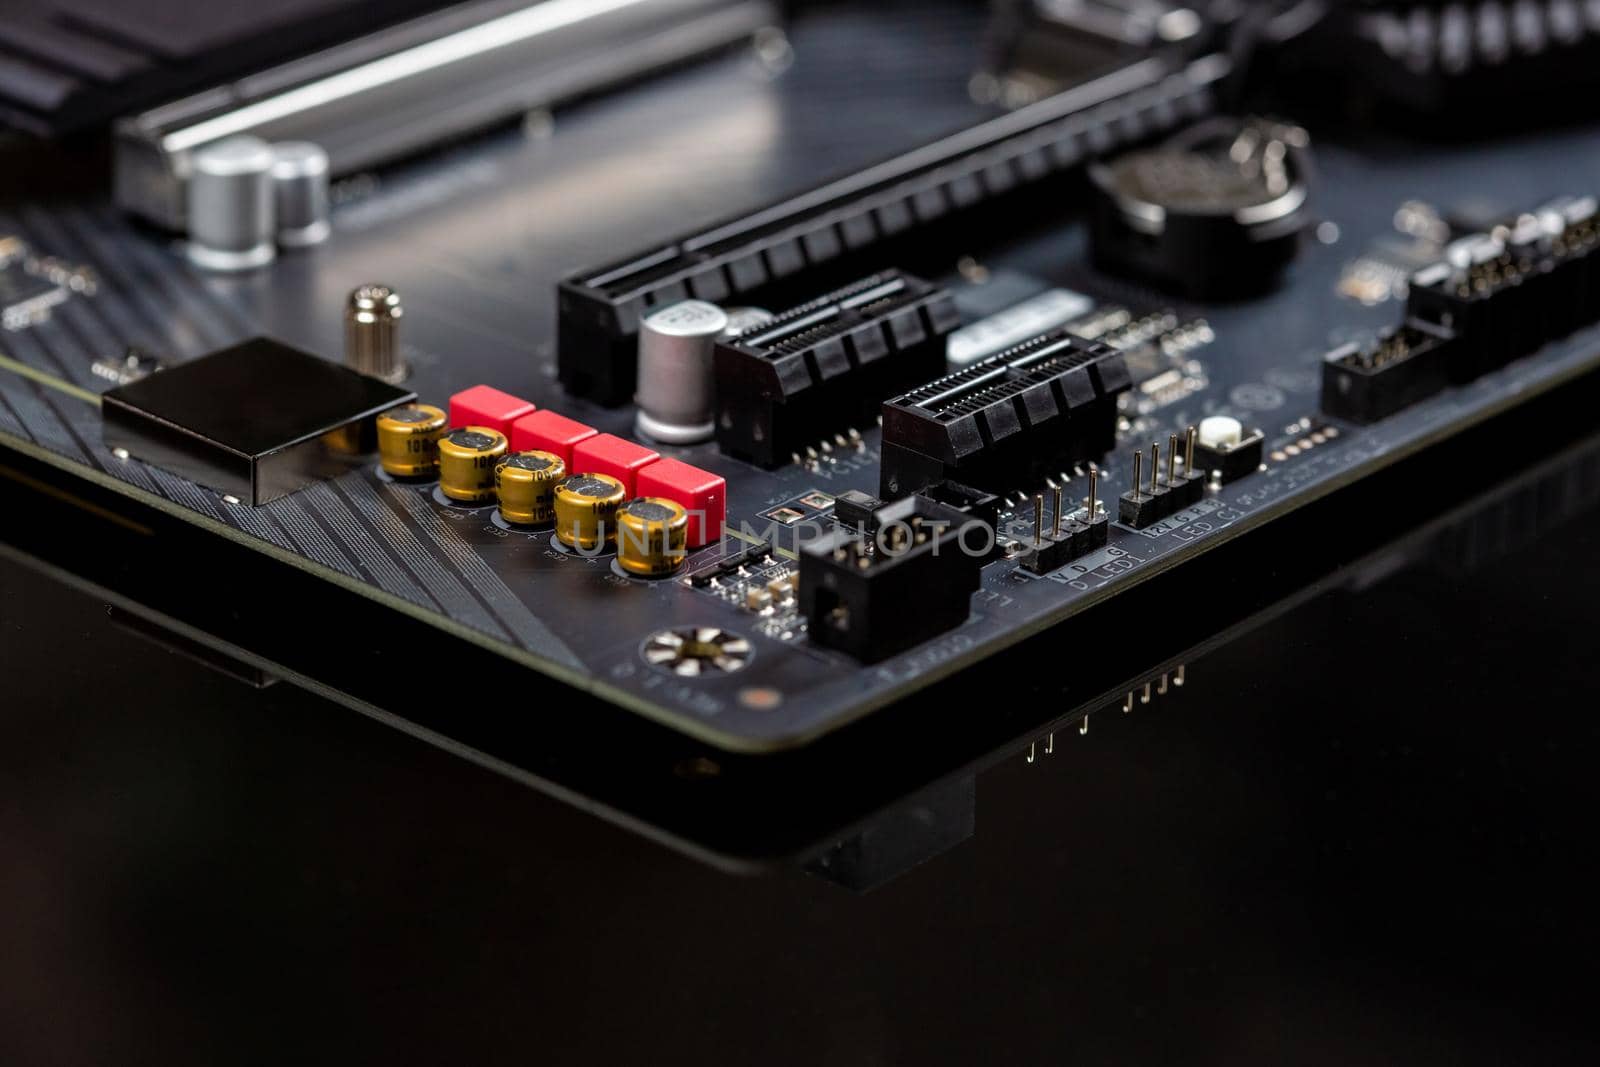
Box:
495, 450, 566, 525
552, 472, 625, 551
376, 403, 448, 477
615, 497, 689, 577
437, 426, 507, 504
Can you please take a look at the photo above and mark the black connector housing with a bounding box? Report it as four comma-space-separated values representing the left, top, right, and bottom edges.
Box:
713, 272, 957, 468
1405, 198, 1599, 384
800, 495, 989, 662
554, 54, 1228, 403
880, 327, 1131, 499
1321, 319, 1456, 424
1405, 235, 1516, 381
918, 479, 1002, 536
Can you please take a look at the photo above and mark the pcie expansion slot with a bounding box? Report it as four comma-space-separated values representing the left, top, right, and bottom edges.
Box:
714, 271, 956, 467
879, 326, 1131, 499
557, 52, 1230, 403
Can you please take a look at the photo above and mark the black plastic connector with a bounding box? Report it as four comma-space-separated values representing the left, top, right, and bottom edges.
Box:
1321, 319, 1456, 424
880, 327, 1132, 499
800, 495, 989, 662
918, 479, 1002, 535
554, 54, 1229, 403
1405, 234, 1519, 381
1405, 197, 1599, 383
714, 272, 957, 467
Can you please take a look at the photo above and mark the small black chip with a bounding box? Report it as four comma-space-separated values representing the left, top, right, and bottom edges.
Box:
102, 337, 414, 506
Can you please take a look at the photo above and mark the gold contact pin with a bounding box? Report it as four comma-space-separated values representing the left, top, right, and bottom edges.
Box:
1167, 432, 1178, 486
1132, 450, 1142, 500
1087, 467, 1098, 517
1185, 425, 1196, 473
1052, 486, 1062, 538
1149, 441, 1160, 494
1033, 494, 1043, 547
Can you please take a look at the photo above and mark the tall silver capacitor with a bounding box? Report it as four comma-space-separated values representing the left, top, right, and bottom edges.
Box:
344, 284, 406, 383
186, 136, 277, 272
634, 300, 728, 444
271, 142, 331, 247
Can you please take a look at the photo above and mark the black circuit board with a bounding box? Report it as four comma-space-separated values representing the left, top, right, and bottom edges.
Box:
2, 7, 1599, 752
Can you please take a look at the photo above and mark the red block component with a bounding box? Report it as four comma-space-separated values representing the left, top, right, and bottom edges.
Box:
509, 409, 596, 464
571, 433, 659, 495
636, 457, 726, 548
448, 385, 536, 436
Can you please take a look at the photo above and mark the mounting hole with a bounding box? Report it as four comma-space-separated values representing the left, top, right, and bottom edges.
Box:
642, 627, 753, 677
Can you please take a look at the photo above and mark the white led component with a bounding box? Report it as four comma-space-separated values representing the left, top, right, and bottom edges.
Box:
1198, 415, 1243, 450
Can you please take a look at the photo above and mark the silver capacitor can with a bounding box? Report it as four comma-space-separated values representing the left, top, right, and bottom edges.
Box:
721, 306, 775, 339
271, 141, 331, 247
344, 284, 406, 383
634, 299, 729, 445
186, 136, 277, 272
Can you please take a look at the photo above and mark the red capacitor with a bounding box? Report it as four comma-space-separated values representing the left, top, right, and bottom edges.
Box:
448, 385, 536, 436
636, 457, 726, 547
509, 409, 597, 465
570, 433, 659, 495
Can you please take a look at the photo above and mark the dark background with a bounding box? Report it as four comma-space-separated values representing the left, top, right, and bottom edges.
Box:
4, 480, 1599, 1064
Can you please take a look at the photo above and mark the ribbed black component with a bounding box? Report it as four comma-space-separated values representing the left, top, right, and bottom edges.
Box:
556, 52, 1229, 404
713, 271, 957, 468
879, 326, 1131, 499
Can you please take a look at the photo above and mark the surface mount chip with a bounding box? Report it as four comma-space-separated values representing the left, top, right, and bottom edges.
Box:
102, 337, 414, 506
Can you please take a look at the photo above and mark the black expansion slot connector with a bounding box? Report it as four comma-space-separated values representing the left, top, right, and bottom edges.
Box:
714, 272, 956, 467
879, 327, 1132, 499
556, 52, 1230, 404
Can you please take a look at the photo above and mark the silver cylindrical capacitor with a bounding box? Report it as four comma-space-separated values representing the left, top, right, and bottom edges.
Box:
271, 141, 331, 247
720, 306, 775, 339
634, 299, 728, 445
186, 136, 277, 272
344, 284, 406, 383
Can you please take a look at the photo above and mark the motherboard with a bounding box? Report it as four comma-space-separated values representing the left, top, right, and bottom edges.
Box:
3, 0, 1599, 754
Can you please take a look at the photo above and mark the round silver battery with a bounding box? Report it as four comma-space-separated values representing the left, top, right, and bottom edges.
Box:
186, 136, 276, 272
271, 141, 331, 248
634, 299, 729, 445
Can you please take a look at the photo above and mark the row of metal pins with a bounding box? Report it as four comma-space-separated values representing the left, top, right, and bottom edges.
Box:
1032, 466, 1102, 545
1027, 664, 1189, 761
1130, 426, 1200, 498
